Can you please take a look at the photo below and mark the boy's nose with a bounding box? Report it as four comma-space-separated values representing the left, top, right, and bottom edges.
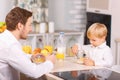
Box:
90, 40, 93, 44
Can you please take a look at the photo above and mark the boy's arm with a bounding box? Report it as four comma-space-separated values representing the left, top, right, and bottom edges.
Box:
71, 44, 79, 55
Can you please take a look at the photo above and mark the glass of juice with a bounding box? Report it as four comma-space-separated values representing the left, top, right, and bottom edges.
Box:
42, 33, 54, 54
56, 52, 65, 61
21, 40, 32, 54
44, 45, 53, 54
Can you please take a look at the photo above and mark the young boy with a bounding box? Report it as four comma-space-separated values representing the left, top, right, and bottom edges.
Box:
72, 23, 113, 67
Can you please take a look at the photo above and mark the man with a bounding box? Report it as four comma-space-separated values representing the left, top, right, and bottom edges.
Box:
0, 7, 56, 80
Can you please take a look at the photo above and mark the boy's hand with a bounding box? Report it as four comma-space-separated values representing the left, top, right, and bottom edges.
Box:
83, 58, 95, 66
71, 45, 79, 55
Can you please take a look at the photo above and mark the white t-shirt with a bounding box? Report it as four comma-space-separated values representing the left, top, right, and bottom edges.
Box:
78, 42, 113, 67
0, 30, 53, 80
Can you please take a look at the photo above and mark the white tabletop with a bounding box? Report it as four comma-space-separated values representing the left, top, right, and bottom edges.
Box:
51, 57, 104, 73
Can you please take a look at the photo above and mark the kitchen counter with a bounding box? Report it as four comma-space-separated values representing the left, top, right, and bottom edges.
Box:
115, 38, 120, 42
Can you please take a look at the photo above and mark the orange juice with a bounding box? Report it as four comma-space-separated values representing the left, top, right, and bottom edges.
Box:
22, 45, 32, 54
44, 45, 53, 54
56, 53, 65, 60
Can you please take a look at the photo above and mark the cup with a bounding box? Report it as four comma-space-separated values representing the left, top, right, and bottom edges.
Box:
48, 22, 54, 33
21, 40, 32, 54
56, 52, 65, 61
39, 22, 47, 33
42, 33, 54, 53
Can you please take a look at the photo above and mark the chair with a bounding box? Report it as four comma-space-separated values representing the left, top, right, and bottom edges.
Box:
0, 63, 20, 80
0, 73, 7, 80
0, 66, 7, 80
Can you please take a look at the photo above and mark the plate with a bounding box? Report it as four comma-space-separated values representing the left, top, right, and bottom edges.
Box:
75, 59, 84, 64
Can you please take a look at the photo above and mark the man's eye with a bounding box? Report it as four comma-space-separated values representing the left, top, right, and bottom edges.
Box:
30, 23, 33, 26
31, 23, 34, 26
92, 40, 96, 41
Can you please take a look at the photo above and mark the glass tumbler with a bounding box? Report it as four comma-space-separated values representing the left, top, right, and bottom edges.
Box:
21, 40, 32, 54
42, 33, 54, 54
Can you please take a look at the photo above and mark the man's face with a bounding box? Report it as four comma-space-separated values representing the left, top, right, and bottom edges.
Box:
20, 17, 32, 39
89, 36, 105, 47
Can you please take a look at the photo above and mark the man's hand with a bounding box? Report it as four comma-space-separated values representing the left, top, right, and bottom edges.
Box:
31, 53, 56, 64
46, 54, 56, 64
31, 53, 45, 63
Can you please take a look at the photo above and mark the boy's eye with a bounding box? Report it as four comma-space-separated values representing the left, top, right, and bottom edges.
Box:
91, 39, 96, 42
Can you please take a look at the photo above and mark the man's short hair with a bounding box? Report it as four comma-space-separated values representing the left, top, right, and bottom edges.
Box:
5, 7, 32, 31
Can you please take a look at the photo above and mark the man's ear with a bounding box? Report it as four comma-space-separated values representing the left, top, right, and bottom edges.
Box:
17, 22, 24, 30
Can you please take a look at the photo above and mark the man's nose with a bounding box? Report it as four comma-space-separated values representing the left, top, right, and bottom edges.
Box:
30, 26, 33, 32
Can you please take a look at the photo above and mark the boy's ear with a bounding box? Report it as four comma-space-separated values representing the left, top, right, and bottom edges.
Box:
17, 22, 24, 30
103, 36, 106, 39
102, 36, 106, 41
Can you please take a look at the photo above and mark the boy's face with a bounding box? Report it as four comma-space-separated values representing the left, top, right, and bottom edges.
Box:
89, 36, 105, 47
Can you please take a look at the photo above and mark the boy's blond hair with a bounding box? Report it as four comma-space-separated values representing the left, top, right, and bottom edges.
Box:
87, 23, 107, 39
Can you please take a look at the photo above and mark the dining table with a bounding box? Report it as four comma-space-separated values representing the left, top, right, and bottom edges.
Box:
45, 57, 120, 80
51, 57, 104, 72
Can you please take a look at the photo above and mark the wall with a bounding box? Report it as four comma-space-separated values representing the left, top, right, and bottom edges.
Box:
48, 0, 87, 31
48, 0, 65, 31
110, 0, 120, 64
0, 0, 14, 21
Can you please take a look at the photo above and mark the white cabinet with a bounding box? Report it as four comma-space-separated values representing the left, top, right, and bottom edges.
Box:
24, 32, 84, 51
86, 0, 111, 14
115, 38, 120, 65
